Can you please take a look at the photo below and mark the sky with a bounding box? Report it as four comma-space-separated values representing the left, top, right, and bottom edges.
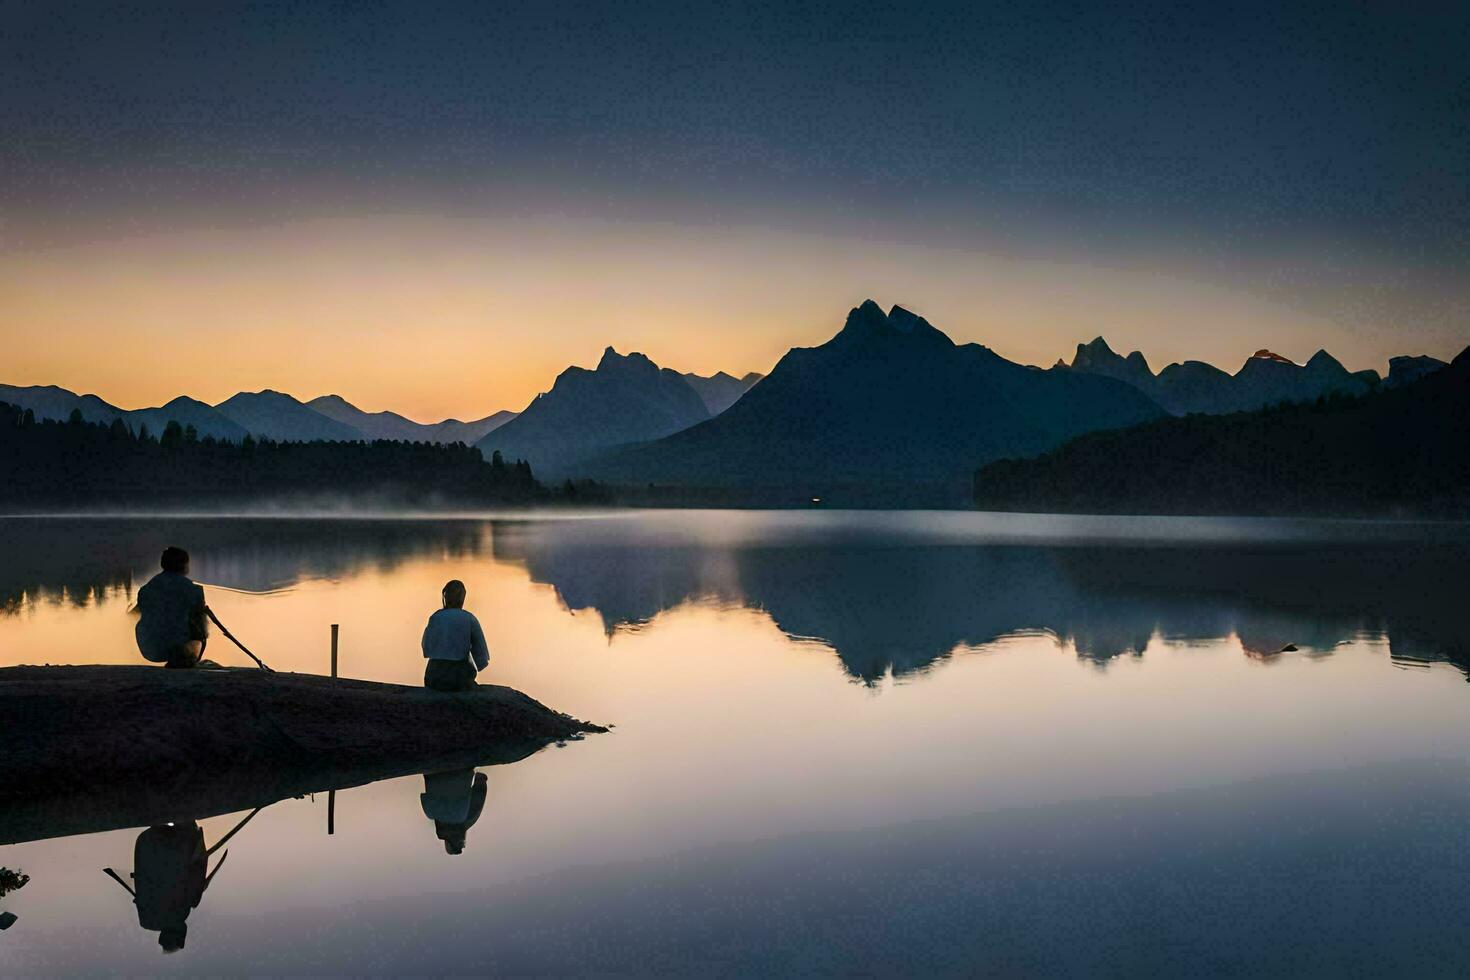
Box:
2, 0, 1467, 421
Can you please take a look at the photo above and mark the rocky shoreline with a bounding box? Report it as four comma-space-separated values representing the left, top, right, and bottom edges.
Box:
0, 665, 606, 845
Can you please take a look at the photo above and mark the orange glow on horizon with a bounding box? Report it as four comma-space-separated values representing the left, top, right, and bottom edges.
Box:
1, 211, 1458, 422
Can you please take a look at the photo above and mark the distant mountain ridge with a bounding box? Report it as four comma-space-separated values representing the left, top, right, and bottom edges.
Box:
214, 390, 364, 443
0, 383, 515, 445
976, 344, 1470, 517
1061, 337, 1423, 415
0, 384, 247, 441
578, 300, 1166, 503
306, 395, 515, 445
477, 347, 712, 478
681, 370, 763, 415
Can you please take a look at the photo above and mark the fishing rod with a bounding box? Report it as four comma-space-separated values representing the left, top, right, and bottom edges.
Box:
205, 607, 275, 673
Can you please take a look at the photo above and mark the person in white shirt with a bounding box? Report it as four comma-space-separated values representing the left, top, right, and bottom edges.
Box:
421, 579, 489, 692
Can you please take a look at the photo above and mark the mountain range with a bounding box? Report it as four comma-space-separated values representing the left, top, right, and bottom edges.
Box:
4, 303, 1454, 507
1062, 337, 1446, 415
0, 385, 251, 441
577, 301, 1166, 502
1, 361, 762, 456
976, 345, 1467, 517
476, 348, 716, 478
0, 384, 516, 446
307, 395, 516, 445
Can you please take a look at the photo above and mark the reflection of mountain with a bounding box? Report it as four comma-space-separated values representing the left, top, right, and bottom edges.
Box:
492, 520, 1470, 683
0, 518, 489, 611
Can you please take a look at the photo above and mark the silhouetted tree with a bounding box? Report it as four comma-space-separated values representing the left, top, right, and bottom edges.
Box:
0, 400, 615, 509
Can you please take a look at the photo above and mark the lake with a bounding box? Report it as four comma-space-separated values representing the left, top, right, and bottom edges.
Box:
3, 510, 1470, 975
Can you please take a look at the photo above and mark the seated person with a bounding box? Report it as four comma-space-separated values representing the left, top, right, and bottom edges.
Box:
135, 547, 209, 669
421, 579, 489, 692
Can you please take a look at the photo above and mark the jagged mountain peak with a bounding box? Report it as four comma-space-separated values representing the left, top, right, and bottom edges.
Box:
1248, 349, 1296, 366
579, 301, 1165, 498
480, 345, 710, 477
834, 300, 953, 347
837, 299, 890, 338
597, 347, 660, 373
1305, 349, 1345, 370
888, 304, 954, 345
1070, 336, 1155, 388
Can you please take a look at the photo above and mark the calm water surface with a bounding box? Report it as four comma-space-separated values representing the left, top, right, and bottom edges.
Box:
3, 511, 1470, 975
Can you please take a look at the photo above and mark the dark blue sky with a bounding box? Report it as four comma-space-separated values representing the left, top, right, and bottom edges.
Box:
6, 1, 1467, 260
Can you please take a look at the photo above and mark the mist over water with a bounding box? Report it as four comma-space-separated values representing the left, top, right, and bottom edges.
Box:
4, 511, 1470, 974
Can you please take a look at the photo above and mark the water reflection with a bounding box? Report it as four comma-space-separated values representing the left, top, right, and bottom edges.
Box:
0, 517, 489, 611
104, 808, 262, 954
7, 513, 1470, 973
493, 519, 1470, 682
3, 514, 1469, 684
421, 770, 489, 855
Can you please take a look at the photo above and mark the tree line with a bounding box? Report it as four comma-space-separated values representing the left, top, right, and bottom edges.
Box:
0, 403, 608, 508
973, 351, 1469, 519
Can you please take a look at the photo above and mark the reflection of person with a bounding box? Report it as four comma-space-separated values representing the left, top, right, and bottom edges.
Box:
102, 808, 259, 954
421, 769, 489, 855
135, 547, 210, 668
132, 822, 207, 952
421, 579, 489, 692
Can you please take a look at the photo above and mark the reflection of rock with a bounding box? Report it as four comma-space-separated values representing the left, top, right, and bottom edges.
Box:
0, 665, 603, 845
0, 867, 29, 898
0, 517, 489, 611
495, 518, 1470, 683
